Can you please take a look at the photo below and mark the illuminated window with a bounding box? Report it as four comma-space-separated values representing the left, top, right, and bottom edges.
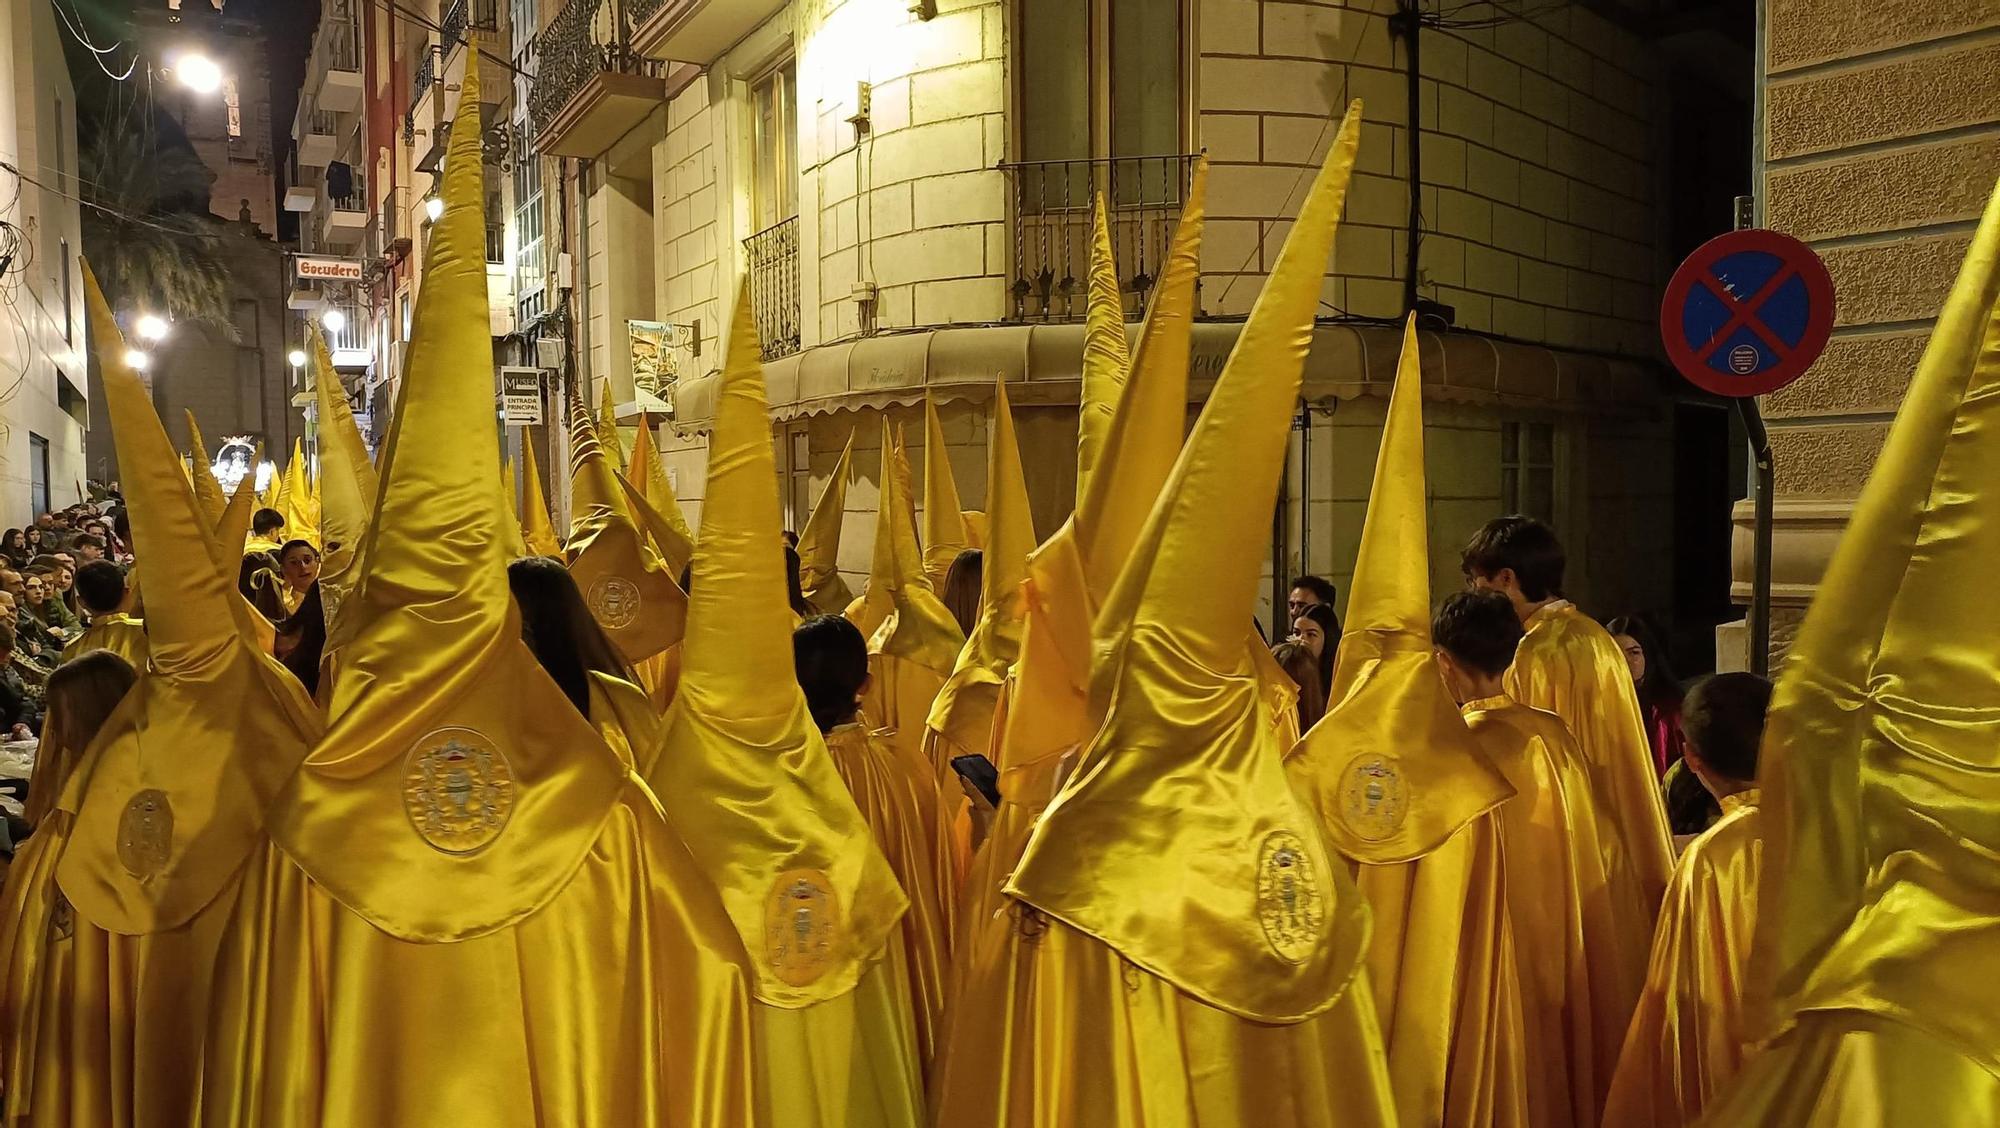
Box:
749, 61, 797, 234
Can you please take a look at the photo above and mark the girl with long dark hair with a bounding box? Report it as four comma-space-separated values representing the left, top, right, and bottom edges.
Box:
1606, 613, 1685, 777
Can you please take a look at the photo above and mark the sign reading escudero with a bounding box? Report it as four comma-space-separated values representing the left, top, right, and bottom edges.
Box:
295, 256, 364, 282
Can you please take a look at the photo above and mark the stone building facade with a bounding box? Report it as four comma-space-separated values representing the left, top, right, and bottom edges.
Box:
528, 0, 1743, 636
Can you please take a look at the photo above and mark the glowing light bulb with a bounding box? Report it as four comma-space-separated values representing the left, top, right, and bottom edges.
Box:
288, 349, 308, 367
424, 195, 445, 222
320, 307, 347, 332
135, 313, 169, 341
123, 349, 150, 371
175, 53, 223, 94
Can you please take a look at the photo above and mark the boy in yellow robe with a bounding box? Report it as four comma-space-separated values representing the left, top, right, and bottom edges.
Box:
1461, 516, 1675, 906
1434, 590, 1652, 1127
1602, 672, 1768, 1127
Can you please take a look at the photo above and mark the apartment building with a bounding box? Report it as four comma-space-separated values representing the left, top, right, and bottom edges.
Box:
283, 0, 522, 457
0, 0, 89, 516
521, 0, 1745, 633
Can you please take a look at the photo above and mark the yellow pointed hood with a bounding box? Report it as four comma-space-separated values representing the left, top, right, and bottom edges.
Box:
613, 465, 695, 573
185, 410, 227, 527
1747, 181, 2000, 1058
1287, 317, 1514, 863
519, 432, 562, 556
280, 437, 318, 546
925, 379, 1035, 751
309, 324, 374, 582
797, 431, 855, 613
990, 157, 1207, 780
1007, 105, 1370, 1023
1077, 191, 1130, 498
565, 377, 687, 662
58, 263, 319, 935
264, 63, 632, 941
628, 412, 696, 560
646, 284, 906, 1005
921, 395, 968, 588
597, 378, 627, 473
859, 416, 964, 671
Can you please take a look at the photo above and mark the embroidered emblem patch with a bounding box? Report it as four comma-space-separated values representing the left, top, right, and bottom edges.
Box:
764, 868, 841, 987
1338, 754, 1408, 842
586, 575, 642, 631
116, 789, 174, 879
403, 728, 514, 855
1256, 829, 1325, 963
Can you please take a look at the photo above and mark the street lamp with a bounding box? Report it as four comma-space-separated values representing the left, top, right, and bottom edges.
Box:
288, 349, 308, 368
123, 349, 150, 371
135, 313, 169, 341
320, 307, 346, 333
172, 53, 223, 94
424, 196, 445, 223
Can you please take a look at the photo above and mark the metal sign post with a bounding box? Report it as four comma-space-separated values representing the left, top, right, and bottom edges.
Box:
1660, 227, 1835, 675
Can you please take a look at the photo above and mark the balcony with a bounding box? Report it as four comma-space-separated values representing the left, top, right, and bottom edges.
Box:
743, 215, 800, 361
528, 0, 667, 159
315, 6, 365, 113
631, 0, 786, 63
441, 0, 502, 64
997, 153, 1200, 321
298, 108, 338, 167
321, 173, 370, 246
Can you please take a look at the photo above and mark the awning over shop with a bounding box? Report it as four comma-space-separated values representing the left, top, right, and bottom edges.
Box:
666, 320, 1665, 435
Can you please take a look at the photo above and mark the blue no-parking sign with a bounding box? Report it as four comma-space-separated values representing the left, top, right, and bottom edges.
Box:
1660, 229, 1835, 398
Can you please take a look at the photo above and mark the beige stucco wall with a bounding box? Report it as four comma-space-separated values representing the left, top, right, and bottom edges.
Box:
1746, 0, 2000, 653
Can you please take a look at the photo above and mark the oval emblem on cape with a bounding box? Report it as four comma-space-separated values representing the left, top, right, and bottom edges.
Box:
1256, 829, 1325, 963
1338, 754, 1408, 842
117, 788, 174, 879
586, 575, 642, 630
764, 868, 842, 987
403, 727, 514, 855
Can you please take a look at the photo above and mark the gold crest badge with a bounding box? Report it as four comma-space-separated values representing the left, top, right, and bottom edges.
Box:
403, 728, 514, 855
764, 868, 842, 987
1339, 754, 1408, 842
586, 575, 642, 631
117, 788, 174, 879
1256, 829, 1325, 963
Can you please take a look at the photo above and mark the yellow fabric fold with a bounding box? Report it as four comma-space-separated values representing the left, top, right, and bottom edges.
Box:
1009, 104, 1371, 1022
1077, 191, 1130, 499
1286, 316, 1527, 1128
1504, 601, 1674, 906
565, 381, 687, 663
920, 396, 968, 591
280, 438, 319, 548
1466, 694, 1653, 1128
798, 431, 856, 614
63, 610, 147, 668
1732, 178, 2000, 1089
1602, 790, 1762, 1128
597, 377, 627, 473
520, 431, 562, 556
616, 465, 696, 576
642, 283, 911, 1010
309, 324, 374, 590
186, 410, 227, 528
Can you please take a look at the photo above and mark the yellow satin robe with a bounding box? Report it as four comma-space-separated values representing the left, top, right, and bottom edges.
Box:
1462, 694, 1651, 1128
1348, 814, 1533, 1128
1505, 601, 1674, 906
61, 612, 147, 667
1691, 1010, 2000, 1126
824, 722, 951, 1075
200, 785, 757, 1128
1603, 790, 1762, 1128
930, 903, 1397, 1127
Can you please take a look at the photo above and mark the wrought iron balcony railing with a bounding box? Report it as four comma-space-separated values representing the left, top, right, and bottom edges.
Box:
528, 0, 667, 137
414, 45, 441, 105
324, 14, 361, 73
997, 153, 1200, 321
441, 0, 500, 48
744, 215, 800, 361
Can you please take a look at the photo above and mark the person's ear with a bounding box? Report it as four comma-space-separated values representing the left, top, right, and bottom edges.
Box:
856, 672, 873, 702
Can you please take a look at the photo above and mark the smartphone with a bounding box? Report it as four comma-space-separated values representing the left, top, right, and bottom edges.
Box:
949, 753, 1003, 808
